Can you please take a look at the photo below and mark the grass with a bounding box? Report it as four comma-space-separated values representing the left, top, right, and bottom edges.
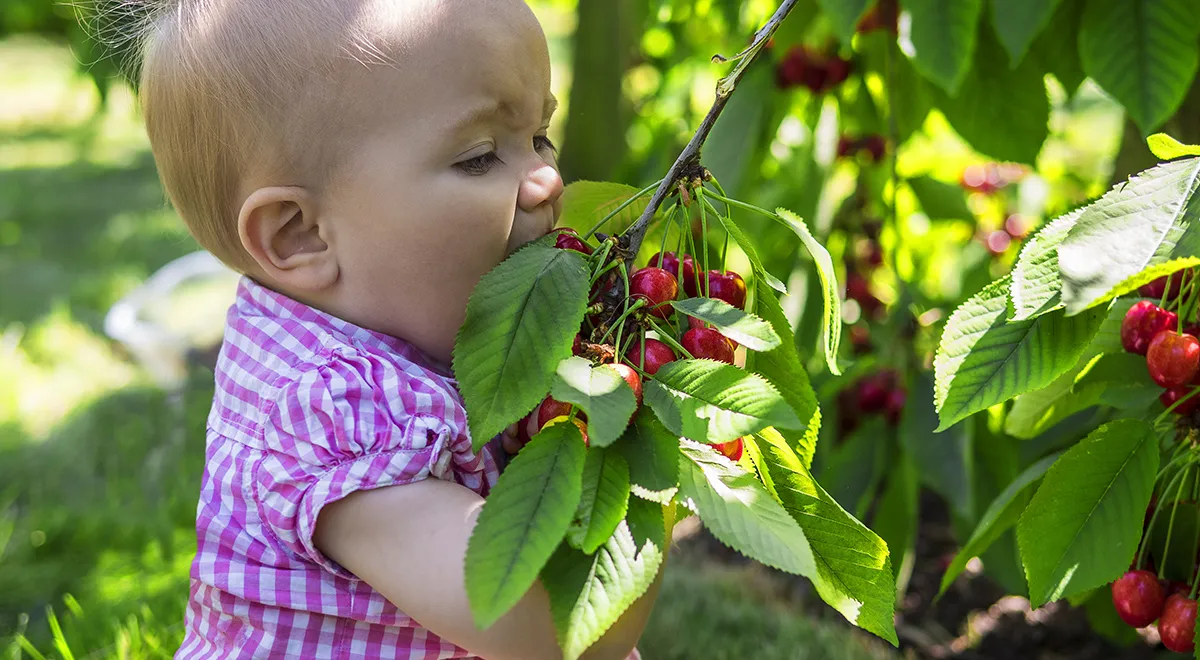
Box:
0, 36, 896, 659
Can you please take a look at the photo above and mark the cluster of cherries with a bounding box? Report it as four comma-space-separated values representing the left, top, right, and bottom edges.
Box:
1119, 272, 1200, 415
980, 213, 1032, 257
844, 220, 886, 323
1112, 568, 1198, 652
775, 45, 853, 93
515, 228, 748, 461
837, 134, 887, 164
959, 162, 1025, 196
837, 369, 907, 436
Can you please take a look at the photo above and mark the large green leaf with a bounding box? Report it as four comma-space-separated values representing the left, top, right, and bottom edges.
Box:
776, 209, 841, 374
901, 372, 974, 520
990, 0, 1061, 65
1029, 0, 1085, 93
670, 297, 781, 352
1017, 419, 1159, 607
872, 455, 919, 594
455, 243, 590, 449
1009, 206, 1085, 320
551, 357, 638, 448
713, 208, 788, 293
816, 0, 871, 44
557, 181, 650, 235
567, 448, 631, 554
614, 406, 680, 505
678, 440, 816, 576
644, 359, 802, 444
543, 520, 664, 660
939, 452, 1060, 595
746, 430, 898, 645
934, 277, 1107, 430
931, 22, 1049, 165
465, 422, 588, 629
1078, 0, 1200, 135
1057, 157, 1200, 315
908, 175, 973, 220
747, 278, 821, 469
904, 0, 984, 95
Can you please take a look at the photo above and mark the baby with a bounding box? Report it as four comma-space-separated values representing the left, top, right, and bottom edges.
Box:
130, 0, 658, 657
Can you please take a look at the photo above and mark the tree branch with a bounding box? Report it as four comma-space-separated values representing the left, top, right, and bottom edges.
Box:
619, 0, 801, 263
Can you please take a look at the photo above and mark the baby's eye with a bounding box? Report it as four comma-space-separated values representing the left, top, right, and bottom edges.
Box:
534, 135, 557, 154
455, 152, 504, 176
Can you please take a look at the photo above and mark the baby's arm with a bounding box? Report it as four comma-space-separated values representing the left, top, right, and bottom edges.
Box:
313, 477, 661, 660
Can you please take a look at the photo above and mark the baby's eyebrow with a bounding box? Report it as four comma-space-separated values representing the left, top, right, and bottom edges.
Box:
452, 94, 559, 135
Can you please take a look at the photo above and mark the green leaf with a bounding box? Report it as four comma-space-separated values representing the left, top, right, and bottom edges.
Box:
1029, 0, 1085, 92
455, 244, 590, 449
1057, 157, 1200, 315
557, 181, 649, 235
746, 430, 898, 644
551, 357, 638, 448
872, 455, 919, 592
465, 422, 588, 629
939, 452, 1060, 596
747, 278, 821, 469
934, 277, 1107, 430
625, 495, 667, 549
1004, 364, 1102, 439
543, 520, 664, 660
1073, 352, 1162, 410
908, 175, 973, 220
614, 406, 680, 505
714, 210, 787, 294
1149, 133, 1200, 161
904, 0, 984, 95
1017, 419, 1159, 607
1079, 0, 1200, 134
677, 440, 816, 577
644, 359, 803, 444
901, 372, 974, 521
704, 59, 777, 198
776, 209, 841, 375
816, 0, 870, 44
990, 0, 1060, 65
670, 297, 781, 352
1009, 206, 1085, 320
1149, 501, 1200, 584
567, 448, 631, 554
931, 22, 1049, 165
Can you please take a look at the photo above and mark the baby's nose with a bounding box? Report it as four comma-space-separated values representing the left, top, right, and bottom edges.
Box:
518, 161, 564, 213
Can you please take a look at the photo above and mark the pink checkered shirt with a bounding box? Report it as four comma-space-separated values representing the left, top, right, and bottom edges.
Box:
177, 277, 501, 659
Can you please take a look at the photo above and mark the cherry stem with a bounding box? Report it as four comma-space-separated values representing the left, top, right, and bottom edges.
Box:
645, 317, 695, 359
601, 298, 647, 345
619, 0, 802, 266
1178, 272, 1200, 331
685, 205, 705, 297
699, 187, 711, 295
589, 239, 614, 273
1191, 475, 1200, 600
612, 260, 633, 355
1141, 460, 1195, 569
1159, 465, 1193, 579
1155, 385, 1200, 425
583, 179, 664, 241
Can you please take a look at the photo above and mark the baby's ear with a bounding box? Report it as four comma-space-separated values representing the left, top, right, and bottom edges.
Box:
238, 186, 338, 293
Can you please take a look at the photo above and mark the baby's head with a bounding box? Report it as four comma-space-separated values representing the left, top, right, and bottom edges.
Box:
138, 0, 563, 361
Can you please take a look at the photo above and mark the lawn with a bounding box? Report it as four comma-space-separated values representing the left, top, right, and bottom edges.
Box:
0, 36, 896, 659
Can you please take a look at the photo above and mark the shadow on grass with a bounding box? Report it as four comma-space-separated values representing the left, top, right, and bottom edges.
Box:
0, 370, 212, 650
0, 133, 199, 336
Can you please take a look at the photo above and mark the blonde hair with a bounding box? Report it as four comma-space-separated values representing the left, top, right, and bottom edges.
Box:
94, 0, 415, 272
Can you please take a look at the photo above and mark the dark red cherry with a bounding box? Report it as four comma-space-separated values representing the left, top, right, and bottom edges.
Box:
572, 334, 583, 356
883, 387, 907, 426
860, 135, 886, 163
648, 251, 697, 295
624, 338, 677, 376
707, 270, 747, 310
1161, 386, 1200, 415
629, 267, 679, 319
855, 372, 894, 413
681, 327, 735, 364
610, 363, 643, 406
1147, 331, 1200, 387
1121, 301, 1178, 355
537, 397, 585, 430
1139, 271, 1189, 301
1111, 570, 1165, 628
553, 228, 593, 255
1159, 593, 1197, 652
713, 437, 744, 462
837, 135, 858, 159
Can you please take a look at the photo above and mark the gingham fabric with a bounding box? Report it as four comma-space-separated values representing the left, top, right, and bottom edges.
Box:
176, 277, 500, 659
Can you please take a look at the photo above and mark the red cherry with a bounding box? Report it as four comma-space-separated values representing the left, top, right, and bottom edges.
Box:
862, 240, 884, 269
682, 327, 735, 364
775, 46, 826, 91
687, 315, 708, 331
706, 270, 748, 310
648, 251, 697, 294
883, 387, 907, 426
850, 325, 872, 355
610, 363, 643, 406
845, 273, 872, 304
537, 396, 585, 430
1160, 593, 1197, 652
837, 135, 858, 159
624, 338, 677, 376
1140, 271, 1189, 301
553, 228, 593, 255
823, 57, 852, 89
1004, 214, 1030, 240
856, 375, 890, 414
1121, 301, 1178, 355
630, 267, 680, 319
1168, 581, 1191, 598
572, 334, 583, 356
516, 410, 538, 446
713, 437, 744, 462
856, 0, 898, 34
985, 230, 1012, 255
1111, 570, 1165, 628
860, 135, 886, 163
1161, 386, 1200, 415
1147, 331, 1200, 387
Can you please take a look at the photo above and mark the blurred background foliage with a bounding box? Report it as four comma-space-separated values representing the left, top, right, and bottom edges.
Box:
1, 0, 1199, 656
